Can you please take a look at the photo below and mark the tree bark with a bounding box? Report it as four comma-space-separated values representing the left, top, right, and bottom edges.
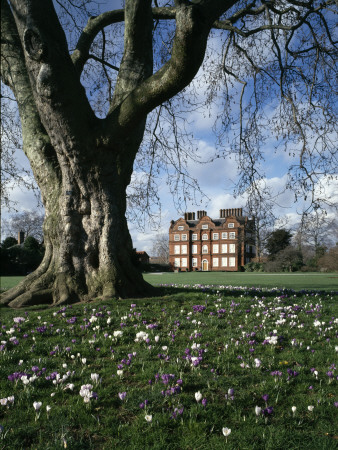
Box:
1, 136, 153, 307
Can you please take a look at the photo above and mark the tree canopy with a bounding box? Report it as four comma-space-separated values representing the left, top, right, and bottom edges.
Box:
1, 0, 337, 307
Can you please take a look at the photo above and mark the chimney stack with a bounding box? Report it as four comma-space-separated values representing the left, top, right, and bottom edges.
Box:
197, 210, 207, 219
18, 231, 25, 245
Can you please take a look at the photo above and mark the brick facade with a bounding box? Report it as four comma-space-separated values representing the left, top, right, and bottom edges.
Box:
169, 208, 255, 271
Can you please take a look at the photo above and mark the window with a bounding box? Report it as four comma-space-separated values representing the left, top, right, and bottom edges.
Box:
181, 245, 187, 254
221, 232, 228, 239
213, 233, 219, 240
192, 234, 197, 241
213, 257, 219, 267
213, 244, 219, 253
174, 245, 180, 255
229, 257, 236, 267
228, 223, 235, 228
192, 258, 198, 267
174, 234, 180, 241
221, 257, 228, 267
202, 245, 208, 254
229, 232, 236, 239
181, 258, 187, 267
192, 245, 198, 254
174, 258, 180, 267
202, 224, 208, 229
221, 244, 228, 253
181, 234, 187, 241
202, 233, 208, 240
178, 226, 184, 230
229, 244, 236, 253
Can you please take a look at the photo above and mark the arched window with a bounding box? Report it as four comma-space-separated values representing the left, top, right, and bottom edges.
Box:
202, 245, 208, 254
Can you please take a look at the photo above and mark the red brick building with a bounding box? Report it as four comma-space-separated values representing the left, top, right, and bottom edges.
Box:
169, 208, 255, 271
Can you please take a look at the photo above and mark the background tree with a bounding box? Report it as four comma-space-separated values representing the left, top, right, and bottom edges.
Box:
1, 236, 18, 249
265, 246, 303, 272
244, 182, 277, 262
0, 235, 44, 275
266, 229, 292, 259
151, 234, 169, 265
292, 210, 338, 269
2, 210, 44, 242
317, 246, 338, 272
1, 0, 336, 307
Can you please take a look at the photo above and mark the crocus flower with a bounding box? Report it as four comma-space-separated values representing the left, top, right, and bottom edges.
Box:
195, 391, 202, 402
145, 415, 152, 423
292, 406, 297, 416
255, 406, 262, 416
91, 373, 100, 384
308, 405, 314, 412
118, 392, 127, 401
33, 401, 42, 411
222, 427, 231, 437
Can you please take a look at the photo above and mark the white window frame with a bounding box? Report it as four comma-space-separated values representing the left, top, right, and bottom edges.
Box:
213, 244, 219, 254
212, 233, 219, 240
192, 234, 198, 241
202, 245, 208, 254
221, 257, 228, 267
174, 234, 180, 241
181, 234, 187, 241
181, 258, 187, 267
192, 258, 198, 267
229, 244, 236, 253
174, 245, 180, 255
221, 232, 228, 239
221, 244, 228, 253
229, 232, 236, 239
213, 257, 219, 267
228, 223, 235, 228
181, 245, 187, 254
202, 234, 208, 240
202, 224, 208, 229
229, 257, 236, 267
178, 226, 184, 230
174, 258, 180, 267
192, 245, 198, 254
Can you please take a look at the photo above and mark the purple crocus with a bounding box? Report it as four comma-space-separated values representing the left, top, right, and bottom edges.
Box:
118, 392, 127, 401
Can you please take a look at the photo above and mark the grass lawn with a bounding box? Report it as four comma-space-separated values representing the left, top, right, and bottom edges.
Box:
0, 286, 337, 449
0, 277, 26, 292
2, 272, 338, 294
144, 272, 338, 291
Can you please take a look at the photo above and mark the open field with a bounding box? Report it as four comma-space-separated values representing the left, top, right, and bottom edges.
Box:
2, 272, 338, 294
144, 272, 338, 291
0, 286, 337, 449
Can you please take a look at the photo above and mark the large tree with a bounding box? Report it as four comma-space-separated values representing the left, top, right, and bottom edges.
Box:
1, 0, 336, 307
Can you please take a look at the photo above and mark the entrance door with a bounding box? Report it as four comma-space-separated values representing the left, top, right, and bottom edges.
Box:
202, 260, 208, 271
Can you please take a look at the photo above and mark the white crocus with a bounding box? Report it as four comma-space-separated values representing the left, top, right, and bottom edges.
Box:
222, 427, 231, 437
33, 401, 42, 411
195, 391, 202, 402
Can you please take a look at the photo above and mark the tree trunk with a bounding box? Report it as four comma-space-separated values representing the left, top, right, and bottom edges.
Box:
1, 132, 153, 308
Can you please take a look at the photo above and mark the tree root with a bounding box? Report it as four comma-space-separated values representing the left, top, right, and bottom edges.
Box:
8, 289, 53, 308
